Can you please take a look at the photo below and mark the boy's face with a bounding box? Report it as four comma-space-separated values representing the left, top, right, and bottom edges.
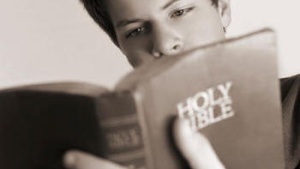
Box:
105, 0, 231, 67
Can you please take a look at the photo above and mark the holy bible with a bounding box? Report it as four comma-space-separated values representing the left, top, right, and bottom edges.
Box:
0, 28, 285, 169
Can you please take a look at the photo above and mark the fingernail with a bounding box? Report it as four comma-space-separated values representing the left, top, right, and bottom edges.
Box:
63, 151, 77, 168
178, 117, 189, 127
178, 117, 195, 135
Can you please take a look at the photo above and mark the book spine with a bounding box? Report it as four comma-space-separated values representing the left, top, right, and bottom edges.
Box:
96, 92, 147, 169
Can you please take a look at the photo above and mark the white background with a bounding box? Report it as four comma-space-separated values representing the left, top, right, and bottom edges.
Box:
0, 0, 299, 89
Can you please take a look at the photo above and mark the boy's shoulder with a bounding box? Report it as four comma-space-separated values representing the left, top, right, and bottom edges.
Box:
280, 74, 300, 169
280, 74, 300, 101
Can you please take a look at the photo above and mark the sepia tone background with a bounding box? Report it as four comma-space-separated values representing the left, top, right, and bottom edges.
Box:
0, 0, 299, 89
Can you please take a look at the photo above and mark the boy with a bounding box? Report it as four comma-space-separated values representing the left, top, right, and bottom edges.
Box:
64, 0, 300, 168
77, 0, 230, 68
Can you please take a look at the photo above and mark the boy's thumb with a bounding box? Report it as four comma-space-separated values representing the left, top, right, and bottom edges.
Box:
173, 118, 225, 169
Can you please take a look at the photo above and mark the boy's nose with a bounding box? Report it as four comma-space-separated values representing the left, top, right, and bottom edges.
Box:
151, 25, 183, 58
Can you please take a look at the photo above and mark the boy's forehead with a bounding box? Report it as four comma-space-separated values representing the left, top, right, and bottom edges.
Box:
104, 0, 176, 13
104, 0, 197, 23
105, 0, 182, 9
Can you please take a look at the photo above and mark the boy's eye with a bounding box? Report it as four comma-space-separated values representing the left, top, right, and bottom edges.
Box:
126, 27, 147, 38
170, 7, 194, 18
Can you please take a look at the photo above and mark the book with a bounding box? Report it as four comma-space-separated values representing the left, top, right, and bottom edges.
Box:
0, 28, 285, 169
0, 83, 108, 169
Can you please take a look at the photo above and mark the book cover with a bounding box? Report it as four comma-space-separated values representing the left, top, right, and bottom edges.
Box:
0, 28, 284, 169
110, 28, 284, 169
0, 83, 108, 169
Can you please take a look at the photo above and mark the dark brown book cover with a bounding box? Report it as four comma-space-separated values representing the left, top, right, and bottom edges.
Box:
0, 83, 109, 169
0, 28, 284, 169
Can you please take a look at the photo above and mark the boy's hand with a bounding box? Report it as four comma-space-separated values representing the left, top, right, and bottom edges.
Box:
173, 118, 225, 169
63, 118, 225, 169
63, 150, 126, 169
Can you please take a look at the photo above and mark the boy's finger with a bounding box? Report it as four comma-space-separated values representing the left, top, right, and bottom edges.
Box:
173, 118, 226, 169
63, 150, 126, 169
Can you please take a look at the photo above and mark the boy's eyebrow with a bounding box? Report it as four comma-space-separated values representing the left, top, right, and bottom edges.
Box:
161, 0, 180, 10
116, 19, 143, 29
115, 0, 181, 29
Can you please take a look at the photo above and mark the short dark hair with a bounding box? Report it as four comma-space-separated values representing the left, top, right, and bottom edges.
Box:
80, 0, 219, 46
